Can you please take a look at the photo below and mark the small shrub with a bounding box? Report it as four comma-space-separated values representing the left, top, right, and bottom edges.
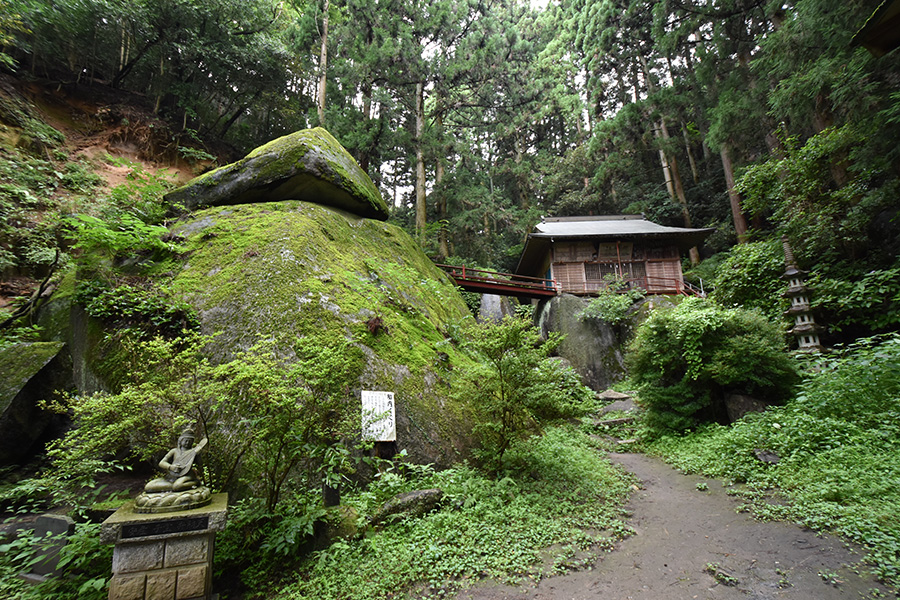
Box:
102, 159, 175, 223
627, 298, 798, 434
579, 275, 645, 324
79, 284, 200, 337
0, 522, 111, 600
812, 268, 900, 338
63, 213, 176, 276
709, 239, 787, 321
454, 316, 592, 472
60, 161, 104, 193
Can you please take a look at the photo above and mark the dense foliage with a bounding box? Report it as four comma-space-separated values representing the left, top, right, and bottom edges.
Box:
454, 316, 593, 471
46, 332, 363, 513
647, 334, 900, 586
627, 298, 798, 433
2, 0, 896, 304
578, 276, 645, 324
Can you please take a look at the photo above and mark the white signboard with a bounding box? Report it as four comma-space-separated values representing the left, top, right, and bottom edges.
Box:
361, 390, 396, 442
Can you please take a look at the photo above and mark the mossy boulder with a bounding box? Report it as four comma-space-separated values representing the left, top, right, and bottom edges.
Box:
535, 294, 685, 392
164, 128, 388, 220
165, 201, 475, 466
0, 341, 72, 465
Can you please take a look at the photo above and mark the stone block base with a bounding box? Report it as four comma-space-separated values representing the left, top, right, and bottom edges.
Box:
103, 494, 227, 600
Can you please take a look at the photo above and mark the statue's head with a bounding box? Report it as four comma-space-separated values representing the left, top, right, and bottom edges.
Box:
178, 427, 195, 449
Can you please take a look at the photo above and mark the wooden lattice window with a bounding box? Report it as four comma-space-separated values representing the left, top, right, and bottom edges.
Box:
646, 260, 683, 293
552, 263, 586, 293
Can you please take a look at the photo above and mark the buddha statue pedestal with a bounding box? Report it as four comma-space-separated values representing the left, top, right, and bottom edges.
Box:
101, 493, 227, 600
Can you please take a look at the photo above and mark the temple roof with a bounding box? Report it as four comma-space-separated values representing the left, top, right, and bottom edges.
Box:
515, 215, 714, 276
529, 215, 713, 239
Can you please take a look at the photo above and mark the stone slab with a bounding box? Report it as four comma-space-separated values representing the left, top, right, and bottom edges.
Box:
600, 398, 637, 414
17, 572, 48, 585
164, 534, 210, 568
597, 389, 632, 400
146, 570, 177, 600
109, 572, 146, 600
102, 494, 228, 544
176, 565, 208, 599
32, 514, 75, 576
112, 540, 164, 574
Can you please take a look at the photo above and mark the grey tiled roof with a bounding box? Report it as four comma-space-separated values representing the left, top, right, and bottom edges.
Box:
530, 216, 713, 238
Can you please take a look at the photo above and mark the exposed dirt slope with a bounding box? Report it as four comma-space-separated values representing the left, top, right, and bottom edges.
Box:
454, 452, 891, 600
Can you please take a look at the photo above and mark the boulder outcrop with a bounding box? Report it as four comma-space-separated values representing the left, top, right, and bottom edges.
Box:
164, 128, 389, 220
0, 341, 71, 465
535, 294, 627, 391
164, 200, 475, 467
57, 129, 476, 469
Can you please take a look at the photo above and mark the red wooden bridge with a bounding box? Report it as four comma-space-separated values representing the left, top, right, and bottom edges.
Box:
436, 264, 559, 299
437, 264, 705, 299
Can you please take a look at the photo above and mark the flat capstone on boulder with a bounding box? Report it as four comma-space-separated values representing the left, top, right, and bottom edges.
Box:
165, 127, 388, 220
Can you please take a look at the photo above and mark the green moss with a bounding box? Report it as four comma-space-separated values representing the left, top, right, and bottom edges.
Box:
170, 202, 464, 348
37, 268, 77, 343
0, 342, 65, 408
162, 201, 477, 461
81, 315, 134, 393
166, 128, 387, 219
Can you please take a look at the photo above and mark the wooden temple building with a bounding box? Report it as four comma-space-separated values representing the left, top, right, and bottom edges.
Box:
514, 215, 714, 296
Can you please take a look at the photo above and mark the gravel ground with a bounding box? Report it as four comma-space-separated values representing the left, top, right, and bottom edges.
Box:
452, 452, 893, 600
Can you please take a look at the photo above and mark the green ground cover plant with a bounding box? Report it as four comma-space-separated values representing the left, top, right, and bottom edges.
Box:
646, 333, 900, 588
0, 522, 111, 600
578, 275, 645, 325
268, 425, 632, 600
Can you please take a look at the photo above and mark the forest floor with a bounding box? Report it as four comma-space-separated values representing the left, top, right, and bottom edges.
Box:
451, 452, 893, 600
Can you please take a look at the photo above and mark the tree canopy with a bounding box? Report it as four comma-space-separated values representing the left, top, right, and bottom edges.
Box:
3, 0, 899, 338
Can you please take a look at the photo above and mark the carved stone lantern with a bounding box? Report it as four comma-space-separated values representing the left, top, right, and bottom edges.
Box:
781, 236, 824, 351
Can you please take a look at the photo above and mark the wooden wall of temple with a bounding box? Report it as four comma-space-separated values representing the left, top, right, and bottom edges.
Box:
549, 241, 684, 295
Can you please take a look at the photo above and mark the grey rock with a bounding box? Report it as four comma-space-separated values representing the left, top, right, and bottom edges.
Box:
535, 294, 627, 391
373, 488, 444, 525
754, 449, 780, 464
600, 398, 637, 414
164, 127, 388, 220
0, 342, 71, 465
31, 514, 75, 576
477, 294, 515, 323
597, 389, 631, 400
725, 393, 771, 423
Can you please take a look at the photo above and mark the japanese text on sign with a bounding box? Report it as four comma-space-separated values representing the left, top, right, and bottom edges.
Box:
361, 391, 396, 442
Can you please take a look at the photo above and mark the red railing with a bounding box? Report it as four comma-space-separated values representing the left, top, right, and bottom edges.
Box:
558, 275, 706, 297
437, 265, 705, 299
436, 264, 558, 298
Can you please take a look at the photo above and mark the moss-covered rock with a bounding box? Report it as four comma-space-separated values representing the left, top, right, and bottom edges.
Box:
535, 294, 685, 392
0, 341, 71, 465
165, 201, 475, 466
536, 295, 627, 391
164, 128, 388, 220
36, 269, 77, 344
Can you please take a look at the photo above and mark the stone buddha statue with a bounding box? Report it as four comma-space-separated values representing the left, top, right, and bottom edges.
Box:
134, 427, 212, 513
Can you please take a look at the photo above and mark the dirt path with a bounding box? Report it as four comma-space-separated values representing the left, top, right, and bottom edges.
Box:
454, 452, 892, 600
